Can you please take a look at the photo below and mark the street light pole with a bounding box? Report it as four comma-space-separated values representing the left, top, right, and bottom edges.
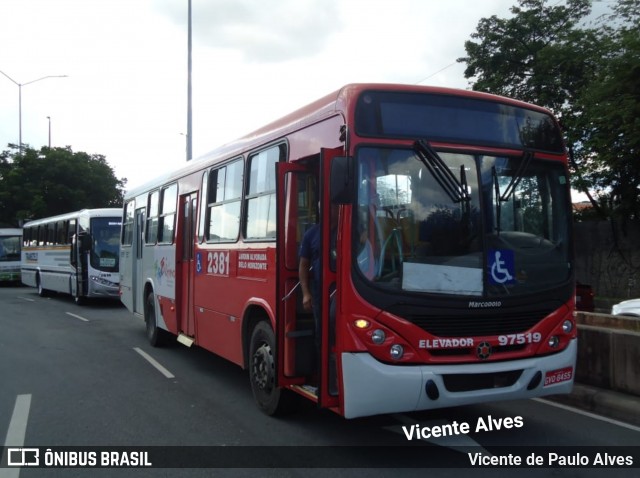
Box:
47, 116, 51, 148
0, 70, 68, 151
186, 0, 193, 161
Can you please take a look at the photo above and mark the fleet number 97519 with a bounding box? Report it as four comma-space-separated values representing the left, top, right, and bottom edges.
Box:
498, 333, 542, 346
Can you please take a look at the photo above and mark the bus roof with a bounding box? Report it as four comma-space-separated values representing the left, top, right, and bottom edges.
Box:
125, 83, 557, 198
0, 228, 22, 236
22, 208, 123, 228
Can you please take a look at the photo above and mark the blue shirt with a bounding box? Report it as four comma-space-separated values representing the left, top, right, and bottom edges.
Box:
299, 224, 321, 283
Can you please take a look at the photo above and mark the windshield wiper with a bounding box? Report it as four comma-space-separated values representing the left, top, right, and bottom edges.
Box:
499, 150, 534, 202
492, 150, 534, 235
414, 140, 470, 203
492, 166, 502, 235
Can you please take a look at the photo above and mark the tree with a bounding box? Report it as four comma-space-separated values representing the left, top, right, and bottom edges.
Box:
458, 0, 640, 222
459, 0, 596, 114
574, 0, 640, 221
0, 144, 126, 226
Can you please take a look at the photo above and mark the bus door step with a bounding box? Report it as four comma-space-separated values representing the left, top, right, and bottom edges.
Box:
177, 333, 195, 347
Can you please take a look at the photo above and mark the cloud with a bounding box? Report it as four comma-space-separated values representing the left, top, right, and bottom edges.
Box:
2, 0, 527, 191
154, 0, 342, 62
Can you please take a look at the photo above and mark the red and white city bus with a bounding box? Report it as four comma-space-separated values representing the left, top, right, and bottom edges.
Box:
119, 84, 577, 419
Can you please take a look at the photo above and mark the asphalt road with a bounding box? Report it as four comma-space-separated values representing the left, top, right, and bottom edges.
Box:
1, 285, 639, 477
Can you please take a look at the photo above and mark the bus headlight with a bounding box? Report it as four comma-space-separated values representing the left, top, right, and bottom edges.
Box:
90, 275, 117, 287
548, 336, 559, 348
371, 329, 386, 345
390, 344, 404, 360
562, 320, 574, 333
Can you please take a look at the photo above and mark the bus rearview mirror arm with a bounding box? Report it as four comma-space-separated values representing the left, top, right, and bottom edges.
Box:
77, 231, 92, 253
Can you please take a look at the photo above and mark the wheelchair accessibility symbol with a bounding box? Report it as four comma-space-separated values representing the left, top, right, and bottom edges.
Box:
196, 252, 203, 274
489, 249, 515, 284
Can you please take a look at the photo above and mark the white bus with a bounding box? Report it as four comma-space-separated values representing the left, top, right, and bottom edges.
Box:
0, 228, 22, 284
21, 209, 122, 303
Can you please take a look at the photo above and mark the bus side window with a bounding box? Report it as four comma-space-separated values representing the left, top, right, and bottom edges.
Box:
198, 170, 208, 243
68, 219, 76, 244
122, 200, 135, 246
245, 145, 285, 240
159, 184, 178, 244
38, 226, 45, 246
207, 159, 243, 243
146, 190, 160, 244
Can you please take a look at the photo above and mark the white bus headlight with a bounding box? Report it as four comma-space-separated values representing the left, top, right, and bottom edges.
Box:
371, 329, 386, 345
390, 344, 404, 360
90, 275, 117, 287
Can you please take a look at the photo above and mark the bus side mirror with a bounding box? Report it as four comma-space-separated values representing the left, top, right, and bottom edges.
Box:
330, 156, 354, 204
78, 232, 92, 253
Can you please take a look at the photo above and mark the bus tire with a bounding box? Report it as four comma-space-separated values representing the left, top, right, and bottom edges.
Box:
36, 274, 48, 297
249, 321, 291, 416
145, 292, 170, 347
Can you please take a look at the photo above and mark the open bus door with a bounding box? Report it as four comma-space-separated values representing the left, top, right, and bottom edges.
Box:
276, 148, 342, 410
318, 148, 342, 410
276, 161, 315, 389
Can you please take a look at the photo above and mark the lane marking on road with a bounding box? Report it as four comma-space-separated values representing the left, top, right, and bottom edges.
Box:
535, 398, 640, 433
16, 297, 35, 302
134, 347, 175, 379
1, 394, 32, 478
388, 413, 492, 455
65, 312, 89, 322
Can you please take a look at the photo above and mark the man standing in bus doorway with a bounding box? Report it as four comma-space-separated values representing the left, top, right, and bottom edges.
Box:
299, 221, 321, 319
298, 203, 339, 385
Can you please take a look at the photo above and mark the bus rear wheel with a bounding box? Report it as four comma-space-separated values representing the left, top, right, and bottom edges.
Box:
36, 274, 48, 297
249, 321, 291, 416
145, 292, 170, 347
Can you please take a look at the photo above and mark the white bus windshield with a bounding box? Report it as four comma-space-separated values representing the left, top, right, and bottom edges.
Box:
90, 217, 121, 272
0, 235, 21, 262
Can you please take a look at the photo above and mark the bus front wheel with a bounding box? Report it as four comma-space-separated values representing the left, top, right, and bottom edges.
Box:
249, 321, 290, 416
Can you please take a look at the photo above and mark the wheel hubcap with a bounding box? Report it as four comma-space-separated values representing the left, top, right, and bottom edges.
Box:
252, 343, 273, 391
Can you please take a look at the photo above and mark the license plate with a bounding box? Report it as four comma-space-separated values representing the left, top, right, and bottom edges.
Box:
544, 366, 573, 386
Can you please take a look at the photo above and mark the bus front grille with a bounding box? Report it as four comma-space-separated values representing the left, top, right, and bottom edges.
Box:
442, 370, 523, 392
406, 310, 549, 337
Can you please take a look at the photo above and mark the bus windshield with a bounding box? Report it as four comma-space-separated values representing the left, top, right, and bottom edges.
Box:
0, 234, 21, 262
90, 217, 121, 272
354, 146, 571, 298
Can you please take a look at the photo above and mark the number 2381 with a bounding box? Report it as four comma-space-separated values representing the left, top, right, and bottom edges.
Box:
207, 251, 229, 276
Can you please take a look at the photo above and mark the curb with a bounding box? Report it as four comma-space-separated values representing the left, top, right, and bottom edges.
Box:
548, 383, 640, 428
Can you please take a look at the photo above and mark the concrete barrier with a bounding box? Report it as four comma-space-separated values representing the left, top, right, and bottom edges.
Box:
574, 312, 640, 397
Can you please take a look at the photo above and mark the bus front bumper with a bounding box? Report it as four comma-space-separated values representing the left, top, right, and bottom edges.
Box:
341, 338, 577, 419
0, 268, 20, 282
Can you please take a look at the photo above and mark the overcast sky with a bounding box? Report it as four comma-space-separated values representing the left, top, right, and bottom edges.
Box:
0, 0, 609, 196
